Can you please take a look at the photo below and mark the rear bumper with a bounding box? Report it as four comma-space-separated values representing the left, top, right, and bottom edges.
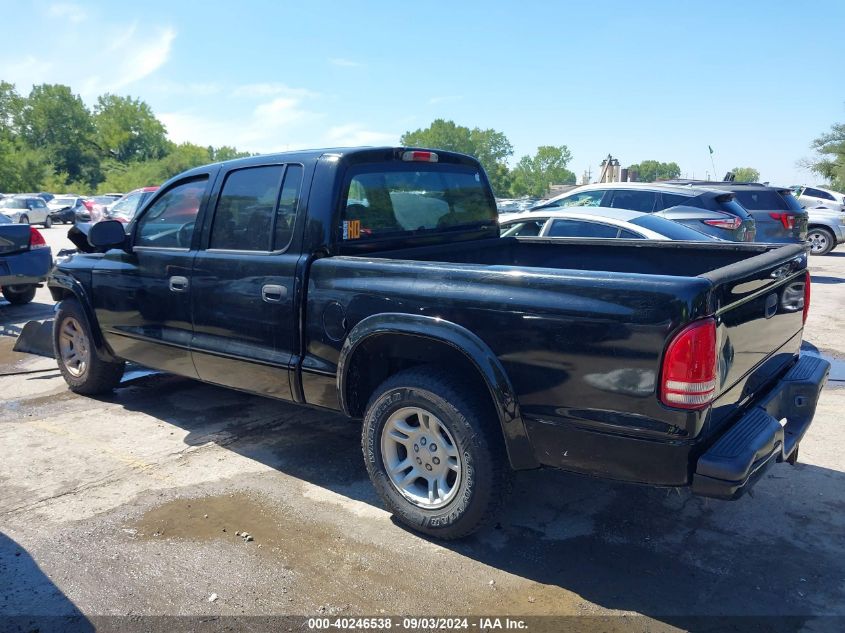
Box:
692, 354, 830, 499
0, 247, 53, 287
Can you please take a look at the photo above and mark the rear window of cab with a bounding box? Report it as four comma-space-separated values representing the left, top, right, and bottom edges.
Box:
340, 166, 497, 241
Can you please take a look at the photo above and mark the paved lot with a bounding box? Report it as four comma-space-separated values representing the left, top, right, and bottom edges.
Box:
1, 227, 844, 631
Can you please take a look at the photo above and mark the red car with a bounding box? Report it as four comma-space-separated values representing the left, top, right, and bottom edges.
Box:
105, 186, 160, 226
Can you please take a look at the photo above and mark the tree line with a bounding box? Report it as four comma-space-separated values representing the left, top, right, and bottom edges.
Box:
0, 82, 250, 194
5, 80, 816, 198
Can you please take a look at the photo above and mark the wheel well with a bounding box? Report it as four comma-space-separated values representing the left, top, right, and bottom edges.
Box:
49, 287, 74, 302
807, 224, 833, 233
345, 333, 493, 419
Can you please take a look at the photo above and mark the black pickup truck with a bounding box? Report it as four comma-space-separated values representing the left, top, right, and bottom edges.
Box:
49, 147, 829, 538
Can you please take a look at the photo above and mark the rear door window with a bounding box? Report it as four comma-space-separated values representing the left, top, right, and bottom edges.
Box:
546, 219, 621, 238
500, 219, 545, 237
210, 165, 283, 252
547, 190, 605, 208
607, 190, 657, 212
274, 165, 303, 250
657, 192, 692, 210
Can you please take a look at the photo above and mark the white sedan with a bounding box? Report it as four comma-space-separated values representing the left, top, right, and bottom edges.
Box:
499, 207, 719, 241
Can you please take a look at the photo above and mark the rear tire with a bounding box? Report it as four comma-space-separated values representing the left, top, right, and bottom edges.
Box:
2, 285, 37, 305
362, 366, 511, 539
807, 227, 835, 256
54, 299, 125, 394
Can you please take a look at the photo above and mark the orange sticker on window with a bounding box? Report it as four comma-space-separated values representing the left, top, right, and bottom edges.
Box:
345, 219, 361, 240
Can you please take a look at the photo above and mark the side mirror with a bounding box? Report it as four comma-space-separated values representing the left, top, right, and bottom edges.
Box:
88, 219, 128, 250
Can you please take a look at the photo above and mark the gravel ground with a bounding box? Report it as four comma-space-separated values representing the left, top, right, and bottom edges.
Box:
1, 227, 844, 632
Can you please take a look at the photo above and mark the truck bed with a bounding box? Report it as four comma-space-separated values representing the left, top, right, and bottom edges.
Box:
305, 237, 809, 485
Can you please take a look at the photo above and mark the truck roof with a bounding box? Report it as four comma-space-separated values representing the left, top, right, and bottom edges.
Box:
178, 146, 482, 179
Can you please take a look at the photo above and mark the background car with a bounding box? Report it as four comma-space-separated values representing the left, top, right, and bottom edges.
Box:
0, 195, 52, 227
530, 182, 756, 241
496, 197, 543, 214
81, 195, 124, 222
105, 186, 159, 227
500, 207, 721, 241
805, 206, 845, 255
668, 181, 808, 243
47, 195, 86, 224
0, 213, 52, 305
795, 185, 845, 212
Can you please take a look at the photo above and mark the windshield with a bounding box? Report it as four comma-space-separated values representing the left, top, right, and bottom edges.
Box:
53, 197, 77, 206
630, 214, 717, 240
109, 192, 143, 219
0, 198, 27, 209
340, 165, 496, 241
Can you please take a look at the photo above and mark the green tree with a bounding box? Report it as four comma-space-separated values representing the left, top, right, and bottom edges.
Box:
0, 81, 23, 140
509, 145, 576, 197
628, 159, 681, 182
210, 145, 252, 162
809, 121, 845, 191
93, 94, 169, 163
17, 84, 101, 187
400, 119, 514, 195
98, 142, 217, 192
731, 166, 760, 182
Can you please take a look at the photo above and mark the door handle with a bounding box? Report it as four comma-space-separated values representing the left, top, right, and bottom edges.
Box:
169, 276, 189, 292
261, 284, 286, 303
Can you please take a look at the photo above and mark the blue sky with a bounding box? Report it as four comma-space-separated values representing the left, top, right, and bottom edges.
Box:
2, 0, 844, 186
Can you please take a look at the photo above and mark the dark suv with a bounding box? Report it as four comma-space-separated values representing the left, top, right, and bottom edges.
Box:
667, 182, 808, 244
531, 183, 756, 242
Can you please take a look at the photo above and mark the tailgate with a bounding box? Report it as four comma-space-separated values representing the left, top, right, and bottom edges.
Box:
701, 244, 808, 435
0, 225, 31, 255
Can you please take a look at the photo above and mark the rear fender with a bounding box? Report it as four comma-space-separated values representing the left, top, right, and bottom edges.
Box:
338, 313, 539, 470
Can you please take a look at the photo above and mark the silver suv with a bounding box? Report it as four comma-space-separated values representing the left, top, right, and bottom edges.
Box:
795, 185, 845, 212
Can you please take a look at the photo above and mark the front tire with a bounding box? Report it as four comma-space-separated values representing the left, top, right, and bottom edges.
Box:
54, 299, 125, 394
362, 366, 510, 539
19, 215, 29, 224
43, 215, 52, 228
2, 284, 37, 305
807, 227, 835, 256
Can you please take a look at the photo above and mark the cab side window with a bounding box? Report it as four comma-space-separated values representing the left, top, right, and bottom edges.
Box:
136, 178, 208, 248
210, 166, 284, 251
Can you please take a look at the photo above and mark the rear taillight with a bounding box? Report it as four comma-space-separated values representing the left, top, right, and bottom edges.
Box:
702, 216, 741, 230
401, 150, 439, 163
660, 318, 718, 410
803, 270, 811, 324
29, 227, 48, 249
769, 212, 795, 230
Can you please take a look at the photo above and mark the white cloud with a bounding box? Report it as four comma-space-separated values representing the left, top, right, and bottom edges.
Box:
46, 3, 87, 24
325, 124, 398, 147
329, 57, 362, 68
160, 93, 324, 153
0, 17, 175, 98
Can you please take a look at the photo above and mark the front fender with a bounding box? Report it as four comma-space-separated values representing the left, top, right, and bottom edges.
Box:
48, 270, 118, 362
338, 313, 539, 470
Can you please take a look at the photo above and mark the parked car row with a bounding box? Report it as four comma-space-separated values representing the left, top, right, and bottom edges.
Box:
512, 180, 845, 255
